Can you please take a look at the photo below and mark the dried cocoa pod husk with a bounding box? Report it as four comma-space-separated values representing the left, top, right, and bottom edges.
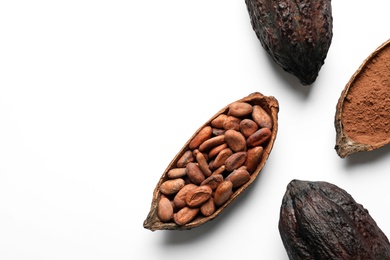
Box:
245, 0, 333, 85
335, 39, 390, 158
144, 92, 279, 231
279, 179, 390, 259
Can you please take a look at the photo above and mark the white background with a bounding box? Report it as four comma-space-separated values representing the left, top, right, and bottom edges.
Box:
1, 1, 390, 259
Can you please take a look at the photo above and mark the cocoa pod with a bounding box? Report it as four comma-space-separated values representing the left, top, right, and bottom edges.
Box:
144, 92, 278, 231
279, 179, 390, 259
245, 0, 333, 85
335, 38, 390, 158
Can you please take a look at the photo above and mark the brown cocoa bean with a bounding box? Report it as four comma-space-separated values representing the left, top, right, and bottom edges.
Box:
247, 128, 271, 147
245, 146, 264, 173
228, 102, 253, 117
208, 143, 228, 158
189, 126, 213, 150
211, 165, 226, 176
224, 129, 246, 152
173, 183, 197, 209
252, 105, 273, 129
211, 114, 227, 129
240, 118, 259, 138
157, 196, 174, 222
167, 168, 187, 179
214, 181, 233, 207
173, 207, 199, 226
196, 152, 212, 177
198, 135, 225, 152
226, 168, 251, 188
223, 116, 241, 131
211, 148, 233, 169
176, 150, 194, 168
225, 152, 247, 172
200, 197, 216, 217
186, 162, 205, 184
185, 185, 212, 208
200, 174, 224, 190
160, 178, 185, 195
212, 128, 226, 136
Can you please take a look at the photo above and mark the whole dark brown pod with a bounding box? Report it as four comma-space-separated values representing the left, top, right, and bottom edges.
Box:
143, 92, 279, 231
335, 39, 390, 158
279, 179, 390, 259
245, 0, 333, 85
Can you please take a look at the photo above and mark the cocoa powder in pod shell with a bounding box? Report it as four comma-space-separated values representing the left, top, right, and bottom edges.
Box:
279, 179, 390, 259
245, 0, 333, 85
143, 92, 279, 231
335, 39, 390, 158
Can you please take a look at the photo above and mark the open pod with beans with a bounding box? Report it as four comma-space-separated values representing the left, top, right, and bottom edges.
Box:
143, 92, 279, 231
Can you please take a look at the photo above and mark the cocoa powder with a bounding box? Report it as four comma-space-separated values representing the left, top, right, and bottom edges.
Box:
342, 44, 390, 145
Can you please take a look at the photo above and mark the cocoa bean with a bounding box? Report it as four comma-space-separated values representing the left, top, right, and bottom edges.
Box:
199, 135, 225, 152
252, 105, 273, 129
173, 207, 199, 226
225, 152, 247, 172
228, 102, 253, 117
186, 162, 205, 185
173, 183, 198, 209
211, 148, 233, 169
225, 169, 251, 188
245, 146, 263, 173
200, 197, 216, 217
189, 126, 213, 150
224, 129, 247, 152
196, 152, 212, 177
185, 185, 212, 208
176, 150, 194, 168
214, 181, 233, 207
223, 116, 241, 131
200, 174, 224, 190
247, 128, 271, 147
211, 114, 227, 129
240, 118, 259, 138
159, 178, 185, 195
157, 197, 174, 222
167, 168, 187, 179
208, 143, 228, 158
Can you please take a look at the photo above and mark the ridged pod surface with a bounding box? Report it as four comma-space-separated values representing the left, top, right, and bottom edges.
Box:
245, 0, 333, 85
279, 180, 390, 259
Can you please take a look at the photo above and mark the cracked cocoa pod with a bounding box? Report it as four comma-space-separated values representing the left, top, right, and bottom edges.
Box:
279, 179, 390, 259
143, 92, 279, 231
245, 0, 333, 85
335, 39, 390, 158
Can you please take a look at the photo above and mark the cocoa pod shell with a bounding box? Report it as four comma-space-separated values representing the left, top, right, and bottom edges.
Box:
245, 0, 333, 85
279, 179, 390, 259
144, 92, 279, 231
335, 38, 390, 158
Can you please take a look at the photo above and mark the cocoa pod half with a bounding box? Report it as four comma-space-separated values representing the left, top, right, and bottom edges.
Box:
245, 0, 333, 85
144, 92, 279, 231
279, 179, 390, 259
335, 38, 390, 158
